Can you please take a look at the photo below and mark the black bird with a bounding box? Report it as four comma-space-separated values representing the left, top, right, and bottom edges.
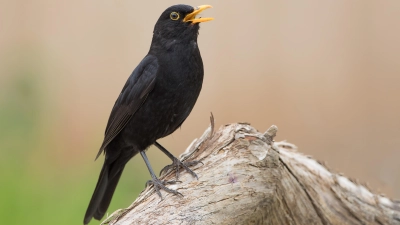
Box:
84, 4, 213, 225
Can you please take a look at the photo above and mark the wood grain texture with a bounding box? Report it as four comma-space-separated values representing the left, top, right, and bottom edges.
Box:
102, 122, 400, 225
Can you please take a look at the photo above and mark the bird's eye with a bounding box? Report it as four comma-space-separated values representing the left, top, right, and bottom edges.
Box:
170, 12, 180, 21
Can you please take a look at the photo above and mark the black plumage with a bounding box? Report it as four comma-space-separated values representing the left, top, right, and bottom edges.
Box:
84, 4, 213, 224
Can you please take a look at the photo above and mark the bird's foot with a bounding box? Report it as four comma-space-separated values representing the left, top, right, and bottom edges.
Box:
160, 157, 202, 180
146, 177, 183, 199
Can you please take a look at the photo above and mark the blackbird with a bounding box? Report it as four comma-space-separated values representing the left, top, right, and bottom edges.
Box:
84, 4, 213, 225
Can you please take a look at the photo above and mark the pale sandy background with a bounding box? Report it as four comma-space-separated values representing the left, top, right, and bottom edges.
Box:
1, 1, 399, 224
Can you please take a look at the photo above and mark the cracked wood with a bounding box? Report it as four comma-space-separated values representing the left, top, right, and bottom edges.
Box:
101, 122, 400, 225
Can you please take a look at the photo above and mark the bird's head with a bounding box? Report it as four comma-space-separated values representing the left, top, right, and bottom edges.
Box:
153, 4, 213, 41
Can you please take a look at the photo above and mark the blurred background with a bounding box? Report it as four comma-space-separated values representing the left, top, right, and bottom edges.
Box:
1, 0, 399, 224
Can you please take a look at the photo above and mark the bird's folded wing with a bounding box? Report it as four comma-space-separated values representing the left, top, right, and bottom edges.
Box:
95, 55, 159, 159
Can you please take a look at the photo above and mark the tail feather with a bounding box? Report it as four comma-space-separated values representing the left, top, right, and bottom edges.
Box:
94, 167, 124, 220
84, 164, 109, 224
84, 163, 124, 225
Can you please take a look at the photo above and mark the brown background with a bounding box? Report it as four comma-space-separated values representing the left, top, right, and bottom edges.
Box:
1, 1, 399, 219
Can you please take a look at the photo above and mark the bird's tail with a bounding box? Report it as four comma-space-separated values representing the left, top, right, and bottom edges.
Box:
84, 163, 124, 225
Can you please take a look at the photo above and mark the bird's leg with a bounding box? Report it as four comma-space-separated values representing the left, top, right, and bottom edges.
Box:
140, 151, 182, 198
155, 141, 201, 180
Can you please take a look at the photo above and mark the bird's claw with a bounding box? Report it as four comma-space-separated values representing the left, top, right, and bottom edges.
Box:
160, 158, 202, 180
146, 178, 183, 198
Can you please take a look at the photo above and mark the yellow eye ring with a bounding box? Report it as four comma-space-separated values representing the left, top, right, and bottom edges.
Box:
170, 12, 180, 20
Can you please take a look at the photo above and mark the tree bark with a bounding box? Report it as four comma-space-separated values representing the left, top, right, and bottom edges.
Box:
102, 120, 400, 225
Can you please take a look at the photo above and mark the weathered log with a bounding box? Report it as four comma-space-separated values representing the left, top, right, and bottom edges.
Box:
101, 119, 400, 225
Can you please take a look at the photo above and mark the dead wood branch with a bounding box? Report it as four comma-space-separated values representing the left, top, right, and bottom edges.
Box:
102, 122, 400, 225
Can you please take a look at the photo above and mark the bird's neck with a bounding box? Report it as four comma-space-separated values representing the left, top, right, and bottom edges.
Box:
149, 33, 198, 54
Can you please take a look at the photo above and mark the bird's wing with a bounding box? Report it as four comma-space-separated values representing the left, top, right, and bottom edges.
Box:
95, 55, 159, 160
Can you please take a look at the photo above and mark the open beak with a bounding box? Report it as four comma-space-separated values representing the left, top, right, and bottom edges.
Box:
183, 5, 214, 24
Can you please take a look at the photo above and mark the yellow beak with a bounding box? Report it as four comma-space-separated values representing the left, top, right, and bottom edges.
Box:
183, 5, 214, 24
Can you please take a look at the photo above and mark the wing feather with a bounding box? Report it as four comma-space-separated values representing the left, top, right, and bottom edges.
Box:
95, 55, 159, 159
